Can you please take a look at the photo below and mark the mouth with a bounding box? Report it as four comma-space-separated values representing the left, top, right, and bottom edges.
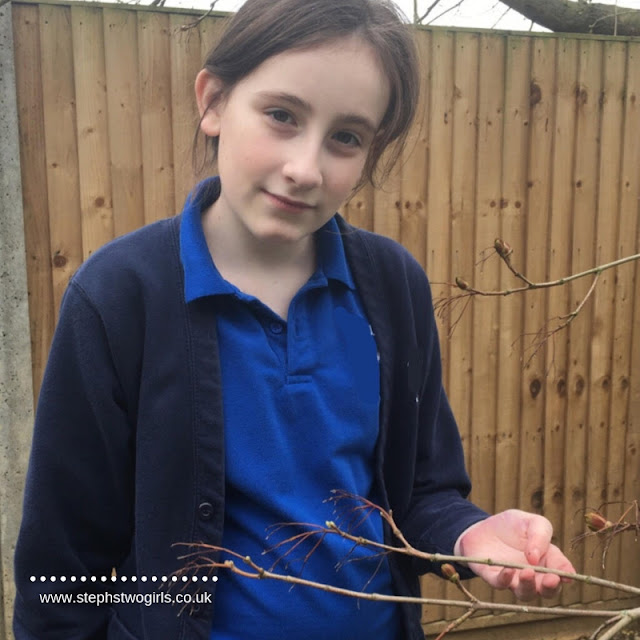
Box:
262, 190, 314, 212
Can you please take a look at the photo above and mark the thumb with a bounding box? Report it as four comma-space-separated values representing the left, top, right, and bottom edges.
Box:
523, 515, 553, 566
526, 545, 542, 566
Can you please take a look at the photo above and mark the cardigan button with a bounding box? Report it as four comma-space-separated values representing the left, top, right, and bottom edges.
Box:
198, 502, 214, 520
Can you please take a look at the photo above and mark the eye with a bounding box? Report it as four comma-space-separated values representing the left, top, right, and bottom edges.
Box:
333, 130, 361, 147
267, 109, 294, 125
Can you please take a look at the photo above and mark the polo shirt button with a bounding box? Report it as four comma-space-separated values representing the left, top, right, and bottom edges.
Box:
269, 322, 283, 334
198, 502, 214, 520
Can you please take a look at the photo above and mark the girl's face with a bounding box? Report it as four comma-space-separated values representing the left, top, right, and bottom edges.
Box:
196, 36, 390, 248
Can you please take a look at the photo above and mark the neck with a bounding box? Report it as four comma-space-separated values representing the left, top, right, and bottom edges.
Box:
201, 202, 316, 280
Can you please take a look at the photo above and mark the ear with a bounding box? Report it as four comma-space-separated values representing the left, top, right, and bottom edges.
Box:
195, 69, 225, 137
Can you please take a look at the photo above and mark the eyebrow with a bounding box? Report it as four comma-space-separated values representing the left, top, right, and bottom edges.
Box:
256, 91, 379, 136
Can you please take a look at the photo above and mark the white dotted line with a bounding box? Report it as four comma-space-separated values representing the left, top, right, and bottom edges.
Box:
30, 575, 219, 583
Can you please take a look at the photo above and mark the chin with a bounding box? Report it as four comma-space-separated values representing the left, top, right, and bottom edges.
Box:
252, 221, 312, 244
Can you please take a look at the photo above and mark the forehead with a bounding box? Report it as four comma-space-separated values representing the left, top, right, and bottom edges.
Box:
232, 36, 391, 128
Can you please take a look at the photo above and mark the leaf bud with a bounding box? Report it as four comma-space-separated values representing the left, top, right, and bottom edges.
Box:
494, 238, 513, 258
441, 563, 460, 583
584, 512, 612, 532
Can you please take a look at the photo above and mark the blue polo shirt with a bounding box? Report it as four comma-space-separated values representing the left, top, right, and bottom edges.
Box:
180, 178, 400, 639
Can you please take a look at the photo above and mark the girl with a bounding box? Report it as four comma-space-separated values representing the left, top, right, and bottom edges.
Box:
14, 0, 575, 638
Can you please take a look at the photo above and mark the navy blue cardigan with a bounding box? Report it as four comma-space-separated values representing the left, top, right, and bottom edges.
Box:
14, 213, 487, 639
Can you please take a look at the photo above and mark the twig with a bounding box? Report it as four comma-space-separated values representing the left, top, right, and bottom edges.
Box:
491, 5, 511, 29
434, 239, 640, 358
417, 0, 444, 24
573, 502, 640, 571
443, 248, 639, 299
173, 492, 640, 638
175, 492, 640, 598
426, 0, 465, 26
597, 608, 640, 640
434, 565, 480, 639
174, 544, 632, 619
434, 608, 477, 639
180, 0, 220, 31
589, 10, 637, 33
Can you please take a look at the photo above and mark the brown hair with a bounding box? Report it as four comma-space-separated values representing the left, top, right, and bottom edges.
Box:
195, 0, 419, 189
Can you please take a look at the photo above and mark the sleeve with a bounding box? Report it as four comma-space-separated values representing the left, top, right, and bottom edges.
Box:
398, 268, 489, 578
13, 280, 135, 639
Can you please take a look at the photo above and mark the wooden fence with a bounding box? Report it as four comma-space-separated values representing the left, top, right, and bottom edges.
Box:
11, 0, 640, 635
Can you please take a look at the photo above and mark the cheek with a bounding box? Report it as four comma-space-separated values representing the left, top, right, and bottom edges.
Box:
219, 131, 275, 176
328, 161, 366, 198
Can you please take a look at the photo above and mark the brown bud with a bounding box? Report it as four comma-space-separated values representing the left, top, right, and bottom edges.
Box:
441, 563, 460, 582
455, 277, 469, 290
584, 512, 612, 532
494, 238, 513, 258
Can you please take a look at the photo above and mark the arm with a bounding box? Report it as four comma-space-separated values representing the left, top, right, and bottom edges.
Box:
401, 267, 575, 596
394, 266, 489, 578
14, 281, 134, 639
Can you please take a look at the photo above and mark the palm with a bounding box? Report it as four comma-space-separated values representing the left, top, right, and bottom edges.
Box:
458, 509, 575, 600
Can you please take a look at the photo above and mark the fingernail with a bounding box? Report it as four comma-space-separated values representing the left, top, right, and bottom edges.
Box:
527, 548, 541, 564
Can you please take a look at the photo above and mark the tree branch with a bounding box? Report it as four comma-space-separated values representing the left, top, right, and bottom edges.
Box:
433, 239, 640, 362
172, 491, 640, 639
498, 0, 640, 36
416, 0, 445, 24
425, 0, 465, 25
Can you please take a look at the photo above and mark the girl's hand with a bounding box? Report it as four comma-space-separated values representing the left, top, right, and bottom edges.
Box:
458, 509, 576, 601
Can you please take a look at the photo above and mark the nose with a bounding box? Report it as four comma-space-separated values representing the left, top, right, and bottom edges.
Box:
281, 137, 323, 189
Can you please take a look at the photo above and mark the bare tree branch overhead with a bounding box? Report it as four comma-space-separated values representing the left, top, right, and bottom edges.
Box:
498, 0, 640, 36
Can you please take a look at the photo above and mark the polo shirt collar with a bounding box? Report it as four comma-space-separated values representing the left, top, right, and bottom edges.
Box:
180, 177, 355, 303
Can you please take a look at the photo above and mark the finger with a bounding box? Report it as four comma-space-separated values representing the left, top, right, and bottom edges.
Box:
541, 544, 576, 583
471, 564, 515, 590
513, 568, 537, 601
537, 571, 562, 599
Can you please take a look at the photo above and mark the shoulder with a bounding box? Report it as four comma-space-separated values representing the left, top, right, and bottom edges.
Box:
336, 215, 431, 299
70, 216, 182, 309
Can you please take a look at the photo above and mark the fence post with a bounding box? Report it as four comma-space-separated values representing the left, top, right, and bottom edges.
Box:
0, 3, 35, 638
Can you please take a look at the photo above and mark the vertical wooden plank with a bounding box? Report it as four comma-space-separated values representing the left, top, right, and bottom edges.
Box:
497, 37, 530, 522
345, 184, 374, 231
139, 11, 175, 225
449, 30, 479, 491
421, 29, 455, 625
582, 40, 626, 602
611, 41, 640, 589
488, 35, 530, 610
400, 30, 430, 269
104, 7, 145, 237
564, 38, 602, 606
199, 12, 228, 58
39, 4, 83, 321
373, 165, 401, 242
470, 27, 503, 546
623, 258, 640, 587
426, 30, 454, 376
170, 14, 201, 211
13, 3, 54, 402
544, 36, 578, 608
521, 37, 556, 521
619, 42, 640, 589
525, 36, 560, 609
195, 14, 228, 180
449, 30, 485, 611
72, 5, 114, 260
